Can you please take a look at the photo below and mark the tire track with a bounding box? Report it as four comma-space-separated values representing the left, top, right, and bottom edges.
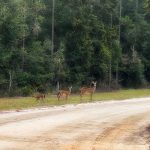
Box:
92, 113, 150, 150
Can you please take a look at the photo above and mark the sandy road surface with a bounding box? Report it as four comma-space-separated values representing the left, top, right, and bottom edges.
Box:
0, 98, 150, 150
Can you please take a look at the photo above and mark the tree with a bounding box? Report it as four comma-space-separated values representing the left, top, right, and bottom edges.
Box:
0, 0, 150, 96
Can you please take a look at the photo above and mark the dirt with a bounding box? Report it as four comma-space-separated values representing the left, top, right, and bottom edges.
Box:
138, 124, 150, 148
92, 114, 150, 150
145, 125, 150, 144
0, 97, 150, 150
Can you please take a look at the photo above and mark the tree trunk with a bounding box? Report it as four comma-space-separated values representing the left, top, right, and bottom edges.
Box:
108, 13, 113, 89
22, 37, 25, 71
56, 58, 61, 92
51, 0, 55, 55
119, 0, 122, 42
116, 61, 119, 87
22, 4, 26, 71
57, 81, 60, 92
115, 0, 122, 86
136, 0, 139, 14
109, 59, 112, 89
8, 70, 13, 93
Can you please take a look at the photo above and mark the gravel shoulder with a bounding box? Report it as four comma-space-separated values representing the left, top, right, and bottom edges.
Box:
0, 98, 150, 150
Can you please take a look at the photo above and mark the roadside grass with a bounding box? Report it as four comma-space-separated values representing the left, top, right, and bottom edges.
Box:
0, 89, 150, 111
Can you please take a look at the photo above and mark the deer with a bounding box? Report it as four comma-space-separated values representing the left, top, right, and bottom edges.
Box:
80, 81, 97, 101
57, 86, 72, 101
33, 93, 46, 101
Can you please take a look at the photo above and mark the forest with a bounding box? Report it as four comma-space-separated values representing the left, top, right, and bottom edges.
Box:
0, 0, 150, 96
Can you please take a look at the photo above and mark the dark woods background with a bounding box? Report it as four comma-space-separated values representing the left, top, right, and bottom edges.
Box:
0, 0, 150, 96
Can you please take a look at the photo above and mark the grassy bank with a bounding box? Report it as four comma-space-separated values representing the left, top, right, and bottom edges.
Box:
0, 89, 150, 111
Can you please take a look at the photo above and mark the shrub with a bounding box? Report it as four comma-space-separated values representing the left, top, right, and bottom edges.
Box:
20, 87, 33, 96
37, 85, 47, 94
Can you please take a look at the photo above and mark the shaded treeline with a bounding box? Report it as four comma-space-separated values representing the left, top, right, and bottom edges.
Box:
0, 0, 150, 96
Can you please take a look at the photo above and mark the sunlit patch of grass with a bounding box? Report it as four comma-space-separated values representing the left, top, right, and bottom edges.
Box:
0, 89, 150, 111
94, 89, 150, 101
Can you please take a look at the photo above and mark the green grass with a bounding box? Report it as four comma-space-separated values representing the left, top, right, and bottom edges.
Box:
0, 89, 150, 111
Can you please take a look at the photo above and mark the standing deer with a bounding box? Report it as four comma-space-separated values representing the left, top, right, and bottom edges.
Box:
80, 81, 97, 101
57, 87, 72, 101
33, 93, 46, 101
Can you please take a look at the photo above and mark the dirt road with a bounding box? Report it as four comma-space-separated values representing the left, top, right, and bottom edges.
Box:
0, 98, 150, 150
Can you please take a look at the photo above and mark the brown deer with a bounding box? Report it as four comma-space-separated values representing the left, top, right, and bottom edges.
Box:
57, 87, 72, 101
80, 81, 97, 101
33, 93, 46, 101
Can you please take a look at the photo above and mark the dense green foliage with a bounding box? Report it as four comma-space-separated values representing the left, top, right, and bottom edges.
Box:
0, 0, 150, 96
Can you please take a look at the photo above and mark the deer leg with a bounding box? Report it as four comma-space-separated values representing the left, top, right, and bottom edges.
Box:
66, 96, 68, 104
43, 95, 45, 101
90, 93, 93, 101
66, 95, 68, 100
80, 93, 82, 102
57, 94, 60, 101
36, 98, 39, 101
40, 97, 42, 102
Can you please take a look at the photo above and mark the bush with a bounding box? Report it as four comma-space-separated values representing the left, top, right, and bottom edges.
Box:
20, 87, 33, 96
37, 85, 47, 94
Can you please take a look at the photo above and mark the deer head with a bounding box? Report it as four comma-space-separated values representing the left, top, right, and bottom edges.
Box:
69, 86, 72, 93
91, 81, 97, 87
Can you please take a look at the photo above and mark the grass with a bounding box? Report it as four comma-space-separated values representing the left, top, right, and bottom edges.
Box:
0, 89, 150, 111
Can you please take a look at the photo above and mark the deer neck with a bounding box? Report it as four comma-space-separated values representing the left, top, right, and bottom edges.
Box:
92, 86, 96, 92
69, 88, 72, 94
